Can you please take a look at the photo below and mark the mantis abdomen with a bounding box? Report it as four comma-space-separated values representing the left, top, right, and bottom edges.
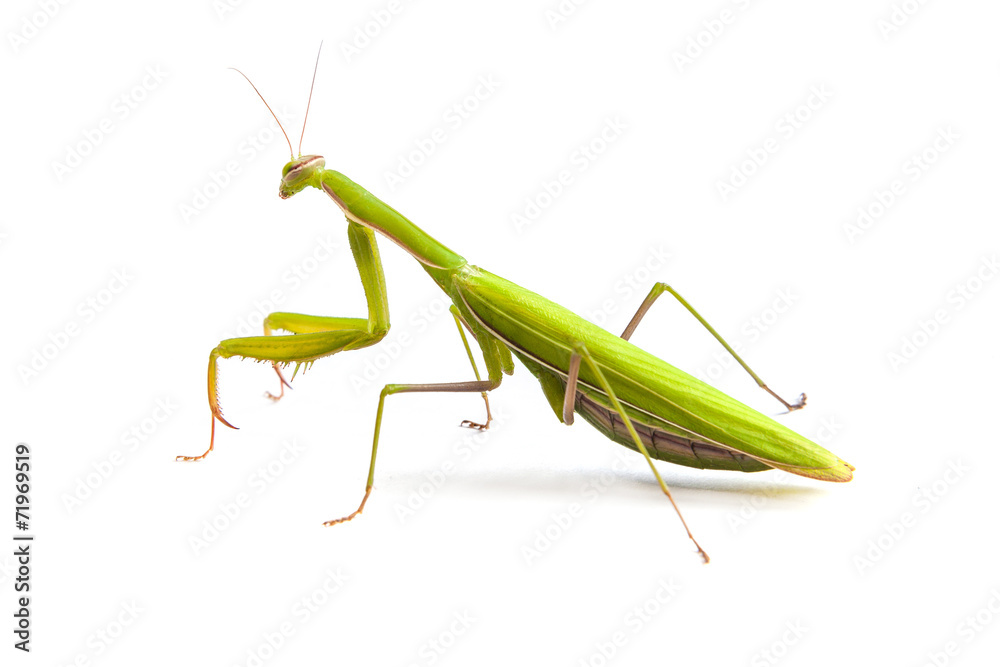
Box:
573, 390, 773, 473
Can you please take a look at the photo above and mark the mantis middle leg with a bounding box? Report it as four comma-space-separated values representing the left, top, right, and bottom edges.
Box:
324, 326, 508, 525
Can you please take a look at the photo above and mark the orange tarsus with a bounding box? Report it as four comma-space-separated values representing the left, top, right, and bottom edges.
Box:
265, 363, 293, 401
175, 413, 237, 462
323, 486, 373, 526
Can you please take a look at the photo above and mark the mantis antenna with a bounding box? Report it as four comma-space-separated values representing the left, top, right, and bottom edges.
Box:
229, 67, 294, 160
299, 41, 324, 156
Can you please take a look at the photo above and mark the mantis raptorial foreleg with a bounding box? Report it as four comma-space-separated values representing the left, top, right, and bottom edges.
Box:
324, 328, 506, 525
620, 283, 806, 413
570, 342, 710, 563
264, 220, 391, 400
175, 221, 389, 461
262, 314, 372, 400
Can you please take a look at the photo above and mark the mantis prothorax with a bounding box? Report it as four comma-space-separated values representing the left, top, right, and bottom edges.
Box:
177, 46, 854, 563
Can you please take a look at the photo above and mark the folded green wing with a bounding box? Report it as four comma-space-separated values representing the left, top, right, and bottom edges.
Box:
453, 266, 853, 482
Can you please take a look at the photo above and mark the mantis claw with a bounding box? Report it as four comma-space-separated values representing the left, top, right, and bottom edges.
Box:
182, 345, 239, 462
215, 413, 239, 430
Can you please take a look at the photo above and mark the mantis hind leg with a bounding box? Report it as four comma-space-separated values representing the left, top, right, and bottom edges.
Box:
324, 378, 499, 526
621, 283, 805, 413
571, 341, 710, 564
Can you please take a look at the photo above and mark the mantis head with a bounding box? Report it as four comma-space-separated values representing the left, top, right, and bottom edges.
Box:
279, 155, 325, 199
235, 43, 327, 201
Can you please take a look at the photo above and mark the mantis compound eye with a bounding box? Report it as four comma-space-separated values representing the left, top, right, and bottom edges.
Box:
281, 155, 325, 183
279, 155, 325, 199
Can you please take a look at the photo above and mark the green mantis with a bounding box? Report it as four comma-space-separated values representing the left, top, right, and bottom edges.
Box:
177, 48, 854, 563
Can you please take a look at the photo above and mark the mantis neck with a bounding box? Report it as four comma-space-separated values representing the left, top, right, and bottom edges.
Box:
316, 169, 466, 274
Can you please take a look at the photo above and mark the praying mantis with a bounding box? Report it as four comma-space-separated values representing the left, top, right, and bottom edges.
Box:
177, 47, 854, 563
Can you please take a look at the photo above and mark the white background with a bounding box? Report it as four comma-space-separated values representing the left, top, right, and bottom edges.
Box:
3, 1, 999, 665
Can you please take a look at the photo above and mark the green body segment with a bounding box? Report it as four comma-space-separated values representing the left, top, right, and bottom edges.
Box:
285, 158, 465, 273
277, 155, 852, 483
284, 156, 851, 483
449, 267, 853, 482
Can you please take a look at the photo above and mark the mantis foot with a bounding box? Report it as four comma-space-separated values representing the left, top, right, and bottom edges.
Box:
175, 413, 237, 462
460, 420, 490, 431
264, 363, 293, 401
323, 486, 372, 526
765, 386, 807, 413
786, 392, 807, 412
459, 392, 494, 431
